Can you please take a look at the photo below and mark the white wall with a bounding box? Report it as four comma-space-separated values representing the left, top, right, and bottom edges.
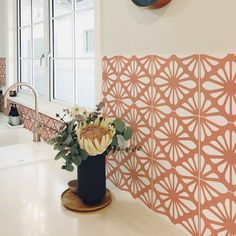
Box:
0, 0, 7, 57
5, 0, 17, 86
102, 0, 236, 56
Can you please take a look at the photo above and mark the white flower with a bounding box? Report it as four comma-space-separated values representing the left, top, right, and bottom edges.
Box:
76, 118, 116, 156
70, 106, 88, 119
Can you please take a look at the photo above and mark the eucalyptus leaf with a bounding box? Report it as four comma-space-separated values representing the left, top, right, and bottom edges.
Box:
67, 120, 75, 134
54, 150, 67, 160
123, 127, 133, 141
114, 118, 125, 133
72, 156, 82, 166
47, 137, 60, 145
111, 135, 118, 147
65, 134, 73, 146
71, 145, 79, 156
65, 164, 74, 172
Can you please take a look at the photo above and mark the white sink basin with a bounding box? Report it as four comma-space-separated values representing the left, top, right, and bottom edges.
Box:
0, 128, 32, 147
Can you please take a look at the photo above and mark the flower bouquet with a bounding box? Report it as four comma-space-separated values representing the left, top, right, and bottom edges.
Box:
49, 101, 140, 204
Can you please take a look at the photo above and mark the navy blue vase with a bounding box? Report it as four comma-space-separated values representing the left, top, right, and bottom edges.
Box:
77, 153, 106, 205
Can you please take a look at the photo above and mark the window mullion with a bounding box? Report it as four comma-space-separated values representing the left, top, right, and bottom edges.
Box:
73, 0, 76, 105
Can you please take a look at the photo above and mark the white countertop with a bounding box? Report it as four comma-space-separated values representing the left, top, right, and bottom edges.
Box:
0, 121, 187, 236
0, 159, 188, 236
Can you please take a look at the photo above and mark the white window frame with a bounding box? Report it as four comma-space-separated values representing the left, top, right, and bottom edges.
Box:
16, 0, 101, 112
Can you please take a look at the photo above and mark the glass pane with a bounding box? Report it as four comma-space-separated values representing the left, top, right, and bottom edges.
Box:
21, 0, 31, 27
21, 59, 32, 87
21, 27, 31, 58
76, 0, 94, 10
54, 16, 73, 58
33, 60, 45, 96
75, 8, 94, 57
76, 58, 95, 108
53, 0, 72, 17
32, 0, 44, 23
33, 23, 44, 58
54, 59, 73, 103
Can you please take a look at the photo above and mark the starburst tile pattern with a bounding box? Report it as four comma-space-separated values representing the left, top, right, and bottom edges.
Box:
201, 193, 236, 236
0, 58, 6, 86
200, 54, 236, 123
103, 54, 236, 236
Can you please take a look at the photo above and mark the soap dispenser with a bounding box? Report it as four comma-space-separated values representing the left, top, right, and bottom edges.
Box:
9, 103, 20, 126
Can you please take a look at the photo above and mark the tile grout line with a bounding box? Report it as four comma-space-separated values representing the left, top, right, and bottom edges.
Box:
198, 54, 201, 236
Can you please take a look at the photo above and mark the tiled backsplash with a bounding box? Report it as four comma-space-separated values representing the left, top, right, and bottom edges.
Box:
1, 53, 235, 235
0, 58, 6, 86
103, 54, 236, 236
4, 102, 62, 140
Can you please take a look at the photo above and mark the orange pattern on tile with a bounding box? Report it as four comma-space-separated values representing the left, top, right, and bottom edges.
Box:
0, 58, 6, 86
4, 102, 62, 140
103, 54, 236, 236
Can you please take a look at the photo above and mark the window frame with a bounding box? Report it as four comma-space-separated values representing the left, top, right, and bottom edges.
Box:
16, 0, 99, 109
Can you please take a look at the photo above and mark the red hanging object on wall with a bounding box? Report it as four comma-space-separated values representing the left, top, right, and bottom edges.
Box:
132, 0, 171, 9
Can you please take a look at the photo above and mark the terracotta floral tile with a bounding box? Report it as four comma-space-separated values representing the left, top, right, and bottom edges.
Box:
153, 55, 199, 111
102, 54, 236, 236
154, 112, 198, 167
106, 153, 120, 188
153, 169, 198, 225
201, 124, 236, 192
102, 56, 119, 97
199, 92, 228, 142
119, 154, 152, 200
119, 55, 152, 102
178, 214, 213, 236
200, 54, 236, 123
152, 138, 172, 180
122, 107, 152, 147
0, 58, 6, 86
201, 193, 236, 236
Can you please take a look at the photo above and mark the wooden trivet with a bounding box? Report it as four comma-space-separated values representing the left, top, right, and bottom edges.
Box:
61, 188, 112, 212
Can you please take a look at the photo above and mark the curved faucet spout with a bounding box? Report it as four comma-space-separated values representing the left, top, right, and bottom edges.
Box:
3, 82, 41, 142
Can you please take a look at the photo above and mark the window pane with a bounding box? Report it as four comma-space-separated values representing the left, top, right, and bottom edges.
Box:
53, 0, 72, 17
33, 23, 44, 58
76, 58, 95, 108
21, 27, 31, 58
32, 0, 44, 23
21, 0, 31, 27
76, 0, 94, 10
54, 59, 73, 103
75, 8, 94, 57
33, 60, 45, 96
53, 16, 73, 58
21, 59, 32, 85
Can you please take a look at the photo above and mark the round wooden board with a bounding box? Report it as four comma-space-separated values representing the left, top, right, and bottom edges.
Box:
61, 188, 112, 212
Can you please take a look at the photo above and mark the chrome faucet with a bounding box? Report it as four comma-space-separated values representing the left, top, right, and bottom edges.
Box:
4, 82, 41, 142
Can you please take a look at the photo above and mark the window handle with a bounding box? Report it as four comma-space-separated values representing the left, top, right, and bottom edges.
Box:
40, 53, 45, 66
46, 52, 51, 66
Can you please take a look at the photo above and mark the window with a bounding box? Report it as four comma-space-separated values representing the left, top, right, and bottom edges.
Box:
17, 0, 95, 108
18, 0, 45, 95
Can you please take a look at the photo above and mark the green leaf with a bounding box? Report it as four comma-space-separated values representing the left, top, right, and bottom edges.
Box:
71, 145, 79, 156
67, 120, 75, 134
64, 164, 74, 172
72, 155, 82, 166
65, 134, 73, 146
123, 127, 133, 141
111, 135, 118, 147
80, 149, 88, 160
47, 137, 60, 145
114, 118, 125, 133
54, 150, 67, 160
54, 143, 64, 151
